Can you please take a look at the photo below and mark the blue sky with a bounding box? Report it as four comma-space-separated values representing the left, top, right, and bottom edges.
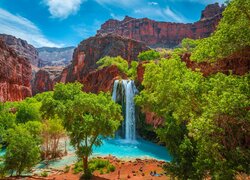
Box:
0, 0, 225, 48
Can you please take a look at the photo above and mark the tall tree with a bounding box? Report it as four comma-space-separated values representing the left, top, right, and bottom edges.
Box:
191, 0, 250, 62
3, 125, 40, 176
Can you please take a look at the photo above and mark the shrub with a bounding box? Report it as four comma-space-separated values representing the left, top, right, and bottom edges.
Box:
41, 171, 48, 177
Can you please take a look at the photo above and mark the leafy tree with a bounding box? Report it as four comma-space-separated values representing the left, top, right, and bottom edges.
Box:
62, 91, 122, 178
127, 61, 138, 79
138, 50, 160, 61
15, 100, 41, 124
0, 104, 16, 145
97, 56, 129, 74
135, 55, 204, 179
42, 116, 66, 159
136, 52, 250, 178
3, 125, 40, 176
191, 0, 250, 61
39, 83, 123, 178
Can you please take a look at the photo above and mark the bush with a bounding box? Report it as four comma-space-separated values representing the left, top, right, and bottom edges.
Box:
41, 171, 48, 177
107, 165, 115, 172
64, 165, 70, 173
73, 158, 115, 174
138, 50, 160, 61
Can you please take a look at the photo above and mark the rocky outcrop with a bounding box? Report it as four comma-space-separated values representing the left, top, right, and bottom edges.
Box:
83, 65, 127, 93
57, 35, 149, 93
182, 48, 250, 76
37, 47, 75, 67
32, 66, 64, 95
32, 69, 53, 95
0, 39, 32, 102
97, 3, 225, 48
0, 34, 39, 66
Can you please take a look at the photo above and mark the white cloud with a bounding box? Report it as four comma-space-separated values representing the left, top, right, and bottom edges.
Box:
0, 8, 61, 47
164, 7, 184, 22
148, 2, 158, 5
43, 0, 86, 19
134, 6, 186, 23
170, 0, 226, 5
95, 0, 143, 8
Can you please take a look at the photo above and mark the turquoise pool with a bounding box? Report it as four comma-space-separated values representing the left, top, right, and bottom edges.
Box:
1, 137, 171, 169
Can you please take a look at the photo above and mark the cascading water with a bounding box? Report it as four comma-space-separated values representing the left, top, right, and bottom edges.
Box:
112, 80, 138, 141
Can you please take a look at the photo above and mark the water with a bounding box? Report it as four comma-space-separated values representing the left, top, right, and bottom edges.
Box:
0, 79, 172, 170
112, 80, 137, 141
93, 137, 171, 161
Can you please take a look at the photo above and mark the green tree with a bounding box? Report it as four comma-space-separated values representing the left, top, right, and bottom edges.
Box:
138, 50, 160, 61
42, 116, 66, 159
39, 83, 123, 179
191, 0, 250, 61
3, 125, 40, 176
97, 56, 129, 74
63, 91, 122, 179
135, 55, 204, 179
15, 100, 41, 124
136, 52, 250, 178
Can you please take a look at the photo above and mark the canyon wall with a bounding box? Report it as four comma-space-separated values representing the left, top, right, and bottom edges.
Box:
37, 46, 75, 67
57, 35, 149, 93
97, 3, 224, 48
0, 40, 32, 102
0, 34, 39, 67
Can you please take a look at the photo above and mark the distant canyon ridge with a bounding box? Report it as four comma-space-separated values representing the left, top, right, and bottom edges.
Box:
0, 3, 230, 102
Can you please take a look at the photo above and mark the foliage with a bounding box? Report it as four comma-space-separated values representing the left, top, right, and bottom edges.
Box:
138, 50, 160, 61
41, 82, 122, 178
173, 38, 201, 55
73, 158, 115, 174
42, 116, 66, 159
127, 61, 138, 79
3, 125, 40, 176
191, 0, 250, 61
136, 52, 250, 179
40, 171, 48, 177
97, 56, 129, 73
15, 100, 41, 124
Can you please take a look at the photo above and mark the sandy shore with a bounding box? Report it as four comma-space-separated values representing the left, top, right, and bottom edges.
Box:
27, 156, 169, 180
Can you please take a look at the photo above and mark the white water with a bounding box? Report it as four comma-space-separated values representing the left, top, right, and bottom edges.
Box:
112, 80, 138, 141
112, 80, 119, 101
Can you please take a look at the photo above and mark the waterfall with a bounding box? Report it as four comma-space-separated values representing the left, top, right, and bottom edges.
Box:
112, 80, 138, 141
112, 80, 119, 101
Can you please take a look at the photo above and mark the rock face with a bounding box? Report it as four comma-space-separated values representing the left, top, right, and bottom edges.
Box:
31, 70, 53, 95
37, 47, 75, 67
97, 3, 224, 48
32, 66, 64, 95
0, 34, 39, 66
57, 35, 149, 93
0, 39, 32, 102
182, 48, 250, 76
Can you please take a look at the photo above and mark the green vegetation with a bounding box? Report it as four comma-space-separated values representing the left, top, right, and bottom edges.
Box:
136, 54, 250, 179
191, 0, 250, 61
0, 83, 122, 178
97, 56, 138, 79
73, 158, 115, 174
4, 125, 41, 176
135, 1, 250, 178
42, 116, 65, 160
40, 83, 122, 179
138, 50, 160, 61
97, 56, 128, 73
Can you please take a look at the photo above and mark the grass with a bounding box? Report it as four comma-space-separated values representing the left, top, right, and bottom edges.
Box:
73, 158, 116, 174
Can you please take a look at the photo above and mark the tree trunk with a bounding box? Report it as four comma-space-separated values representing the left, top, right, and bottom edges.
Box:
83, 156, 88, 175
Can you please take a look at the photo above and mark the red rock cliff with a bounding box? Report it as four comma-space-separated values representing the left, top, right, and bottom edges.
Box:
0, 40, 32, 102
57, 35, 149, 93
97, 3, 224, 48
